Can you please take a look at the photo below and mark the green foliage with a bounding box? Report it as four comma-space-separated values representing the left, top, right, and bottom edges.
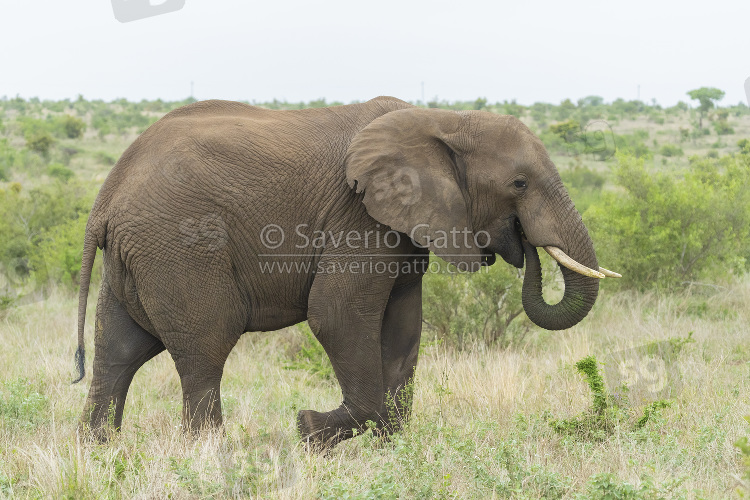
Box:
554, 99, 577, 121
473, 97, 487, 110
687, 87, 725, 114
561, 165, 606, 189
586, 152, 750, 290
59, 114, 86, 139
93, 150, 117, 166
0, 378, 48, 430
576, 356, 608, 414
319, 420, 571, 499
550, 119, 581, 142
687, 87, 725, 129
0, 181, 95, 300
422, 255, 532, 350
30, 214, 88, 287
583, 473, 685, 499
47, 163, 75, 182
548, 355, 673, 441
0, 138, 43, 175
90, 101, 156, 137
713, 119, 734, 135
736, 416, 750, 495
25, 131, 55, 155
548, 356, 618, 440
615, 130, 652, 159
285, 322, 334, 380
499, 99, 525, 117
530, 102, 551, 126
658, 144, 683, 157
633, 400, 672, 431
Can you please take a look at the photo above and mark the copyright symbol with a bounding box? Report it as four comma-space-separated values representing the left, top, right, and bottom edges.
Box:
261, 224, 285, 249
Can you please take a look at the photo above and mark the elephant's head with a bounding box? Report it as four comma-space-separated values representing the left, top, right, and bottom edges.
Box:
345, 107, 620, 331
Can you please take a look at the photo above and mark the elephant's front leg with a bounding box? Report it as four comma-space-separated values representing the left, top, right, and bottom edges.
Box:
378, 277, 423, 433
298, 263, 395, 448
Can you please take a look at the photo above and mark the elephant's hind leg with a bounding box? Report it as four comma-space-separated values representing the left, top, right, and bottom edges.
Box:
81, 280, 165, 439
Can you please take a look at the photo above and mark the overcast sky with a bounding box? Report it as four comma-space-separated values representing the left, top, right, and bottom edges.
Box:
2, 0, 748, 106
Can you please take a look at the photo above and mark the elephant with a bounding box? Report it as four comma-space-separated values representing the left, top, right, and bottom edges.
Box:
72, 96, 619, 447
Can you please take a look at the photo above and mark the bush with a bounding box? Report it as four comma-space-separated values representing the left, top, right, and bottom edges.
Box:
659, 144, 683, 157
47, 164, 75, 182
58, 114, 86, 139
549, 119, 581, 143
0, 181, 95, 297
25, 132, 55, 155
586, 153, 750, 290
420, 255, 552, 350
94, 150, 117, 165
713, 120, 734, 135
615, 130, 652, 159
561, 166, 606, 213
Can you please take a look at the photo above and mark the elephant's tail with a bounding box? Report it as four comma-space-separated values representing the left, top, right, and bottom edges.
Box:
72, 218, 104, 384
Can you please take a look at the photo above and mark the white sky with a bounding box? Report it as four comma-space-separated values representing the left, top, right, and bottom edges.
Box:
1, 0, 748, 106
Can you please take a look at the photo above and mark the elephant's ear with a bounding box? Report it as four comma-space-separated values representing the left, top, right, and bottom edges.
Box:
345, 108, 484, 268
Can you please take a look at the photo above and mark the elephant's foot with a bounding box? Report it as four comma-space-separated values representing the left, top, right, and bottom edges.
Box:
297, 410, 348, 451
297, 407, 397, 451
78, 398, 123, 443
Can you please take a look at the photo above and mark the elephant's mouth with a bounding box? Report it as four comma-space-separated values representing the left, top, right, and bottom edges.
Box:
480, 248, 496, 266
485, 216, 525, 269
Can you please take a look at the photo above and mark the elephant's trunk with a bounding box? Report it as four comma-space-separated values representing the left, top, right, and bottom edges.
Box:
520, 236, 600, 331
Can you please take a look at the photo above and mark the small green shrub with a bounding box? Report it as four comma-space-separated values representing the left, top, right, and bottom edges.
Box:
561, 165, 605, 190
615, 130, 652, 159
584, 473, 685, 499
58, 115, 86, 139
422, 254, 537, 350
659, 144, 683, 157
548, 356, 619, 440
549, 119, 581, 143
548, 355, 672, 441
713, 120, 734, 135
47, 164, 75, 182
284, 322, 334, 380
736, 416, 750, 495
0, 378, 48, 430
94, 151, 116, 165
25, 132, 55, 155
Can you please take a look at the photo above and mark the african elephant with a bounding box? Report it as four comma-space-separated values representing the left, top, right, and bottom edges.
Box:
73, 96, 619, 447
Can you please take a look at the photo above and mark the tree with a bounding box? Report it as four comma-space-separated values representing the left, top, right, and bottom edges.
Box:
473, 97, 487, 110
687, 87, 725, 129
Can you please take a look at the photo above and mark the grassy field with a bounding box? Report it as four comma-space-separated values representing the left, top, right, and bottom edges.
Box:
0, 281, 747, 498
0, 96, 749, 498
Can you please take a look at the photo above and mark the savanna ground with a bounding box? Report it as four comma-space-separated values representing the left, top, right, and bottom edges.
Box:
0, 94, 749, 498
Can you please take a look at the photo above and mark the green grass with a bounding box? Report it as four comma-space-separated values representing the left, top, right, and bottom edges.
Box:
0, 283, 747, 497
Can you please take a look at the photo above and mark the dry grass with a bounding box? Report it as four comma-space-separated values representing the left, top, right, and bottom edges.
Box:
0, 279, 748, 498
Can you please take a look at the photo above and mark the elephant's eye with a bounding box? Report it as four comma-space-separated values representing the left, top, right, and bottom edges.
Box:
513, 180, 527, 189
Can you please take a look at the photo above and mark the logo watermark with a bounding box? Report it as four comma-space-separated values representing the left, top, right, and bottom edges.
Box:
604, 342, 685, 406
258, 223, 490, 253
112, 0, 185, 23
582, 120, 616, 160
0, 255, 51, 313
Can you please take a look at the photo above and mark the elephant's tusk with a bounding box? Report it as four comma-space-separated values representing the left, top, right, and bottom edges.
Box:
598, 266, 622, 278
543, 246, 605, 279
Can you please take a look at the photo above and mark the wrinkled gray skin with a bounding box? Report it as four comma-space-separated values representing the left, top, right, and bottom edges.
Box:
74, 97, 598, 447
